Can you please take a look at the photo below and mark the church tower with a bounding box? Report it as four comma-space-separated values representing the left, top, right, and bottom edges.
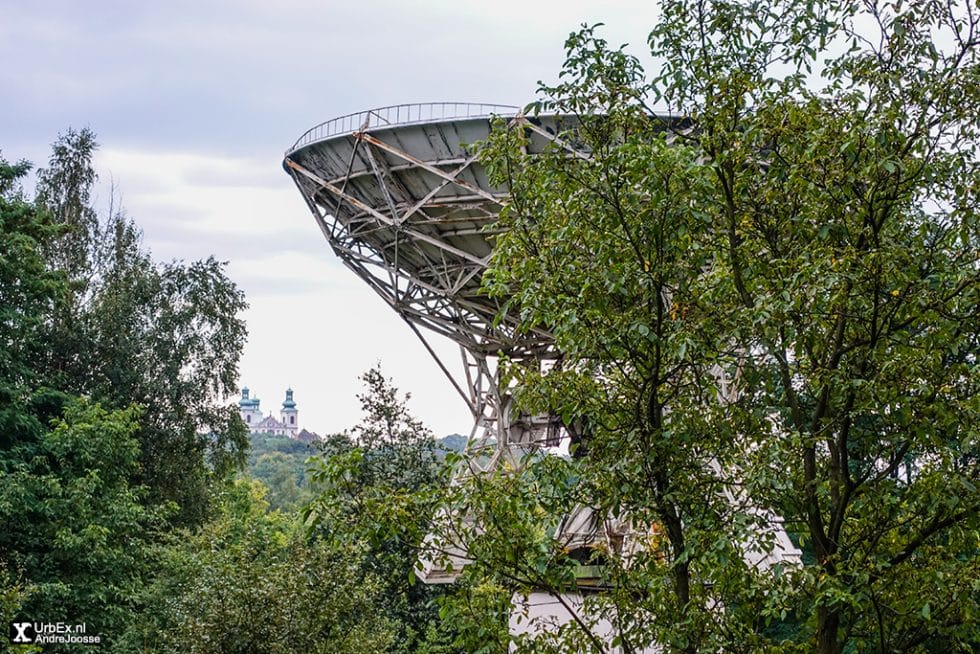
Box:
238, 387, 262, 427
280, 388, 298, 437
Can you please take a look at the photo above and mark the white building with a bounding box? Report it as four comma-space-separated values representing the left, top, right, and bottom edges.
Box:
238, 386, 300, 437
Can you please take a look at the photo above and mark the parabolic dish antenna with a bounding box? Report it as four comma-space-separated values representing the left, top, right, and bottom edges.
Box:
284, 102, 583, 461
283, 102, 801, 605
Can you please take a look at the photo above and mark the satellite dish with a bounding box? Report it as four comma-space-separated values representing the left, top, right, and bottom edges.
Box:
283, 104, 801, 599
282, 102, 582, 357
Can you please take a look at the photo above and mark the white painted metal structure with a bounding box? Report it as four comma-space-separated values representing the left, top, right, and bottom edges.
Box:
284, 103, 799, 649
284, 103, 578, 475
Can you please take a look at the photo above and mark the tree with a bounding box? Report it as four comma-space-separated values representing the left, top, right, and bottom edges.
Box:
34, 128, 99, 291
0, 400, 168, 650
1, 132, 250, 646
32, 129, 249, 524
125, 479, 395, 654
306, 367, 455, 653
471, 1, 980, 652
244, 432, 318, 510
251, 451, 308, 510
0, 157, 65, 397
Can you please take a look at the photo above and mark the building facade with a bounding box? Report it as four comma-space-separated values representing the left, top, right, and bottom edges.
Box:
238, 387, 300, 437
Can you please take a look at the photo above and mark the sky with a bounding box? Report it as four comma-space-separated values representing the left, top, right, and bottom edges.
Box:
0, 0, 662, 438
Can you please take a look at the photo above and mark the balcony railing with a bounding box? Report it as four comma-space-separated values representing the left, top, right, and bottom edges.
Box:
287, 102, 519, 153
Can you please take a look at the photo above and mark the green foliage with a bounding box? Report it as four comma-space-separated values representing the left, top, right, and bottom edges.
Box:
1, 129, 249, 648
471, 2, 980, 652
0, 562, 40, 654
125, 479, 395, 654
0, 158, 65, 395
246, 433, 318, 511
35, 128, 99, 286
0, 399, 168, 649
308, 368, 446, 547
30, 129, 249, 524
429, 456, 587, 654
306, 367, 456, 653
436, 577, 513, 654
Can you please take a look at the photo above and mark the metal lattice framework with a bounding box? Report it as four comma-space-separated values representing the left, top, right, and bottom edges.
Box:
284, 104, 801, 586
284, 103, 584, 467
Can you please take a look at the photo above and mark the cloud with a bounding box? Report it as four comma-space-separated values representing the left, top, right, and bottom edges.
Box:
1, 0, 660, 157
89, 142, 476, 434
2, 0, 663, 440
94, 146, 311, 258
228, 251, 357, 298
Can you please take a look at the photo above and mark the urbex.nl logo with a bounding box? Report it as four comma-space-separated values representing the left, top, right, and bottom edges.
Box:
9, 621, 34, 643
8, 621, 101, 646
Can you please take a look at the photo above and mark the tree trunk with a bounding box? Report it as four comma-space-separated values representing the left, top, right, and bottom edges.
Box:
817, 605, 842, 654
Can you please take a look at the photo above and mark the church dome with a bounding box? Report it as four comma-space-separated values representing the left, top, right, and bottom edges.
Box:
239, 386, 261, 408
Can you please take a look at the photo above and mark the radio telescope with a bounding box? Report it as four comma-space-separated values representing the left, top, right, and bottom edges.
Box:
283, 103, 578, 471
283, 105, 800, 642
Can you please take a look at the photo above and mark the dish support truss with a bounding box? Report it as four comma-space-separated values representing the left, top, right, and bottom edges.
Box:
284, 104, 581, 470
283, 104, 801, 586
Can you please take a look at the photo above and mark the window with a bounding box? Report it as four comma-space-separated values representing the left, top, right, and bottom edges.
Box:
246, 414, 250, 423
290, 415, 295, 424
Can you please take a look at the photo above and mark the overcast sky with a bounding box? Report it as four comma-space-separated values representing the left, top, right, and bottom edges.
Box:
1, 0, 662, 437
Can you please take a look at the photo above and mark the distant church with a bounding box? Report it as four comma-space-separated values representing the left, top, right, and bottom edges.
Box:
238, 387, 299, 437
